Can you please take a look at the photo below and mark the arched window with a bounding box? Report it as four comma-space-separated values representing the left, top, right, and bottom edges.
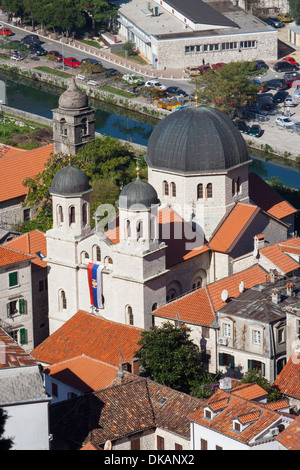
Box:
207, 183, 213, 198
150, 216, 156, 241
93, 245, 101, 262
60, 118, 67, 136
82, 203, 87, 226
125, 219, 131, 239
152, 303, 157, 311
163, 180, 169, 196
81, 118, 88, 136
232, 179, 236, 197
59, 290, 67, 311
236, 177, 241, 194
197, 183, 203, 199
137, 220, 143, 240
104, 256, 113, 267
81, 251, 89, 264
170, 182, 176, 197
57, 205, 63, 225
126, 305, 134, 325
69, 206, 75, 225
192, 277, 202, 290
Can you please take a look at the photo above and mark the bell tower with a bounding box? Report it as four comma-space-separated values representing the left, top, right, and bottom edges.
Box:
52, 77, 95, 155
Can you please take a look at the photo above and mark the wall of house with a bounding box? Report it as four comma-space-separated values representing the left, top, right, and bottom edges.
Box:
0, 195, 30, 229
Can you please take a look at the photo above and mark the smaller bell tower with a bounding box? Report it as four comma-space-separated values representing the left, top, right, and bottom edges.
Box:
52, 77, 95, 155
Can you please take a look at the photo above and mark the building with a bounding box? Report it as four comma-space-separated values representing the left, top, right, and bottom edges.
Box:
273, 353, 300, 412
0, 328, 51, 450
114, 0, 277, 69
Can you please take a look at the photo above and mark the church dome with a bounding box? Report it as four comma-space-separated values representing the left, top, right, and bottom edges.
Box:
146, 106, 250, 174
49, 164, 92, 196
58, 77, 88, 110
118, 177, 160, 210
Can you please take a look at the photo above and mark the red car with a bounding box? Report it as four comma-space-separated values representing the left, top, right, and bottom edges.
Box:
64, 57, 81, 68
0, 28, 13, 36
282, 56, 299, 66
198, 65, 211, 74
212, 62, 225, 69
48, 50, 63, 62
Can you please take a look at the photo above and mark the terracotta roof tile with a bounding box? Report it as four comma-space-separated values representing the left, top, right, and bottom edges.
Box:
264, 399, 291, 411
209, 203, 260, 253
231, 383, 267, 401
0, 245, 34, 267
3, 230, 47, 267
273, 354, 300, 400
276, 415, 300, 450
0, 328, 37, 368
0, 144, 53, 202
249, 172, 297, 220
260, 238, 300, 274
31, 310, 142, 367
44, 355, 118, 392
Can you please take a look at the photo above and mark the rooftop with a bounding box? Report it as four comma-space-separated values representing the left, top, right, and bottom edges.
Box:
274, 354, 300, 401
3, 230, 47, 268
0, 245, 34, 267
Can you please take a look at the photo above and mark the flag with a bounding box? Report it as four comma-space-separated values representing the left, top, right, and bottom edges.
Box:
87, 263, 103, 309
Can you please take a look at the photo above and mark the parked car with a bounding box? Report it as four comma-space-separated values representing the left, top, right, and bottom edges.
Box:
103, 68, 122, 78
165, 86, 188, 96
254, 60, 269, 70
10, 52, 23, 61
184, 66, 201, 76
198, 65, 211, 73
234, 120, 250, 134
249, 124, 262, 137
0, 28, 13, 36
267, 16, 284, 27
265, 79, 288, 91
47, 50, 63, 62
20, 34, 41, 46
212, 62, 225, 69
144, 80, 166, 90
283, 96, 298, 107
282, 56, 299, 66
81, 58, 102, 66
275, 116, 295, 128
272, 90, 289, 103
64, 57, 81, 68
29, 44, 47, 56
273, 61, 300, 72
277, 13, 292, 22
258, 82, 270, 93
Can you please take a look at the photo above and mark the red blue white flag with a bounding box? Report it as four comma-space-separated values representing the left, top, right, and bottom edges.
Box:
87, 263, 103, 309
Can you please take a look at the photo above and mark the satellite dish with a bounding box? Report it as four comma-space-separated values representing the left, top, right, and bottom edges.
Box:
104, 440, 112, 450
221, 289, 228, 301
253, 248, 258, 258
239, 281, 245, 293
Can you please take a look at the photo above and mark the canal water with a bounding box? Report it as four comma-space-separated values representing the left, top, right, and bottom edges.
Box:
1, 69, 300, 189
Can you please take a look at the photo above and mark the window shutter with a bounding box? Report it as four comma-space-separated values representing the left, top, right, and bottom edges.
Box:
19, 299, 26, 314
219, 353, 224, 366
9, 272, 18, 287
20, 328, 26, 345
230, 355, 235, 368
6, 303, 10, 318
261, 362, 265, 376
248, 359, 253, 370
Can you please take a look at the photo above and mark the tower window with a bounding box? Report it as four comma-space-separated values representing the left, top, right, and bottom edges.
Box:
170, 182, 176, 197
163, 180, 169, 196
81, 118, 88, 136
59, 290, 67, 311
93, 245, 101, 262
69, 206, 76, 225
82, 203, 87, 226
57, 205, 63, 225
126, 305, 134, 325
232, 179, 236, 197
207, 183, 213, 198
197, 183, 203, 199
236, 177, 241, 194
125, 219, 131, 239
137, 220, 143, 240
60, 118, 67, 136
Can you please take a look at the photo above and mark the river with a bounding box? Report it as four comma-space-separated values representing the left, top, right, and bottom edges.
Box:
1, 69, 300, 189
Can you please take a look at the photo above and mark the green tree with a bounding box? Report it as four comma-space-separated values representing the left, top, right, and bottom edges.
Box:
191, 61, 261, 117
240, 369, 282, 402
288, 0, 300, 24
135, 322, 204, 394
122, 40, 136, 57
79, 0, 117, 31
1, 0, 24, 16
0, 408, 13, 450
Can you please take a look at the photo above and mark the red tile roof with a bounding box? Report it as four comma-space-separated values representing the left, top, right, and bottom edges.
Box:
44, 355, 119, 393
0, 328, 37, 368
231, 383, 267, 401
260, 237, 300, 275
0, 245, 34, 267
0, 144, 53, 202
31, 311, 143, 367
4, 230, 47, 267
276, 415, 300, 450
153, 265, 268, 325
249, 172, 297, 220
273, 354, 300, 400
209, 203, 260, 253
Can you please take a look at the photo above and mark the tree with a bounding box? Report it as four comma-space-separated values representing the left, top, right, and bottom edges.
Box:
288, 0, 300, 25
135, 322, 204, 395
79, 0, 117, 31
0, 408, 13, 450
191, 61, 261, 117
122, 40, 136, 57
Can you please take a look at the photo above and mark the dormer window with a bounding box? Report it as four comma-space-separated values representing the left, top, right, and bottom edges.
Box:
233, 421, 241, 432
204, 408, 212, 420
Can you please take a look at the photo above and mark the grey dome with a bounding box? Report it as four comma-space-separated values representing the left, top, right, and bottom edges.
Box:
58, 77, 88, 110
118, 177, 160, 210
49, 164, 92, 196
146, 106, 250, 174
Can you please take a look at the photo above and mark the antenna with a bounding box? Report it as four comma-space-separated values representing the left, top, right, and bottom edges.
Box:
239, 281, 245, 293
221, 289, 228, 301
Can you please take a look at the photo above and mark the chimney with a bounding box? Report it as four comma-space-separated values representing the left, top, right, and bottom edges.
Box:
286, 283, 294, 297
254, 233, 265, 251
130, 358, 140, 375
116, 361, 129, 385
270, 269, 278, 283
219, 377, 232, 391
271, 288, 281, 304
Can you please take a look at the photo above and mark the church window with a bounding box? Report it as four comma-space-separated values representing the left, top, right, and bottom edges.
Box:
163, 180, 169, 196
81, 251, 89, 264
126, 305, 134, 325
150, 217, 157, 241
152, 303, 157, 311
57, 205, 63, 225
82, 203, 87, 226
125, 219, 131, 239
93, 245, 101, 262
137, 220, 143, 240
192, 278, 202, 290
69, 206, 76, 225
170, 182, 176, 197
81, 118, 88, 136
60, 118, 67, 136
236, 177, 241, 194
197, 183, 203, 199
207, 183, 213, 198
59, 290, 67, 311
104, 256, 113, 267
232, 179, 236, 196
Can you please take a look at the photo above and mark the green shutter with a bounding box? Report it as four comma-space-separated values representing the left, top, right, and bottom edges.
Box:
230, 355, 235, 368
261, 362, 265, 377
219, 353, 224, 366
20, 328, 26, 345
19, 299, 26, 314
248, 359, 253, 371
9, 272, 18, 287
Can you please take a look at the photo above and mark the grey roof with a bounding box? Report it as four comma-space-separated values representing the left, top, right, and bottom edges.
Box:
118, 177, 160, 210
49, 164, 92, 196
146, 106, 250, 174
0, 366, 50, 406
59, 77, 88, 110
164, 0, 238, 27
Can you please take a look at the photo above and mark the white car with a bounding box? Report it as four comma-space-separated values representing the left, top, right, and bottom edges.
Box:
122, 74, 144, 85
144, 80, 166, 90
283, 96, 297, 107
275, 116, 295, 128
